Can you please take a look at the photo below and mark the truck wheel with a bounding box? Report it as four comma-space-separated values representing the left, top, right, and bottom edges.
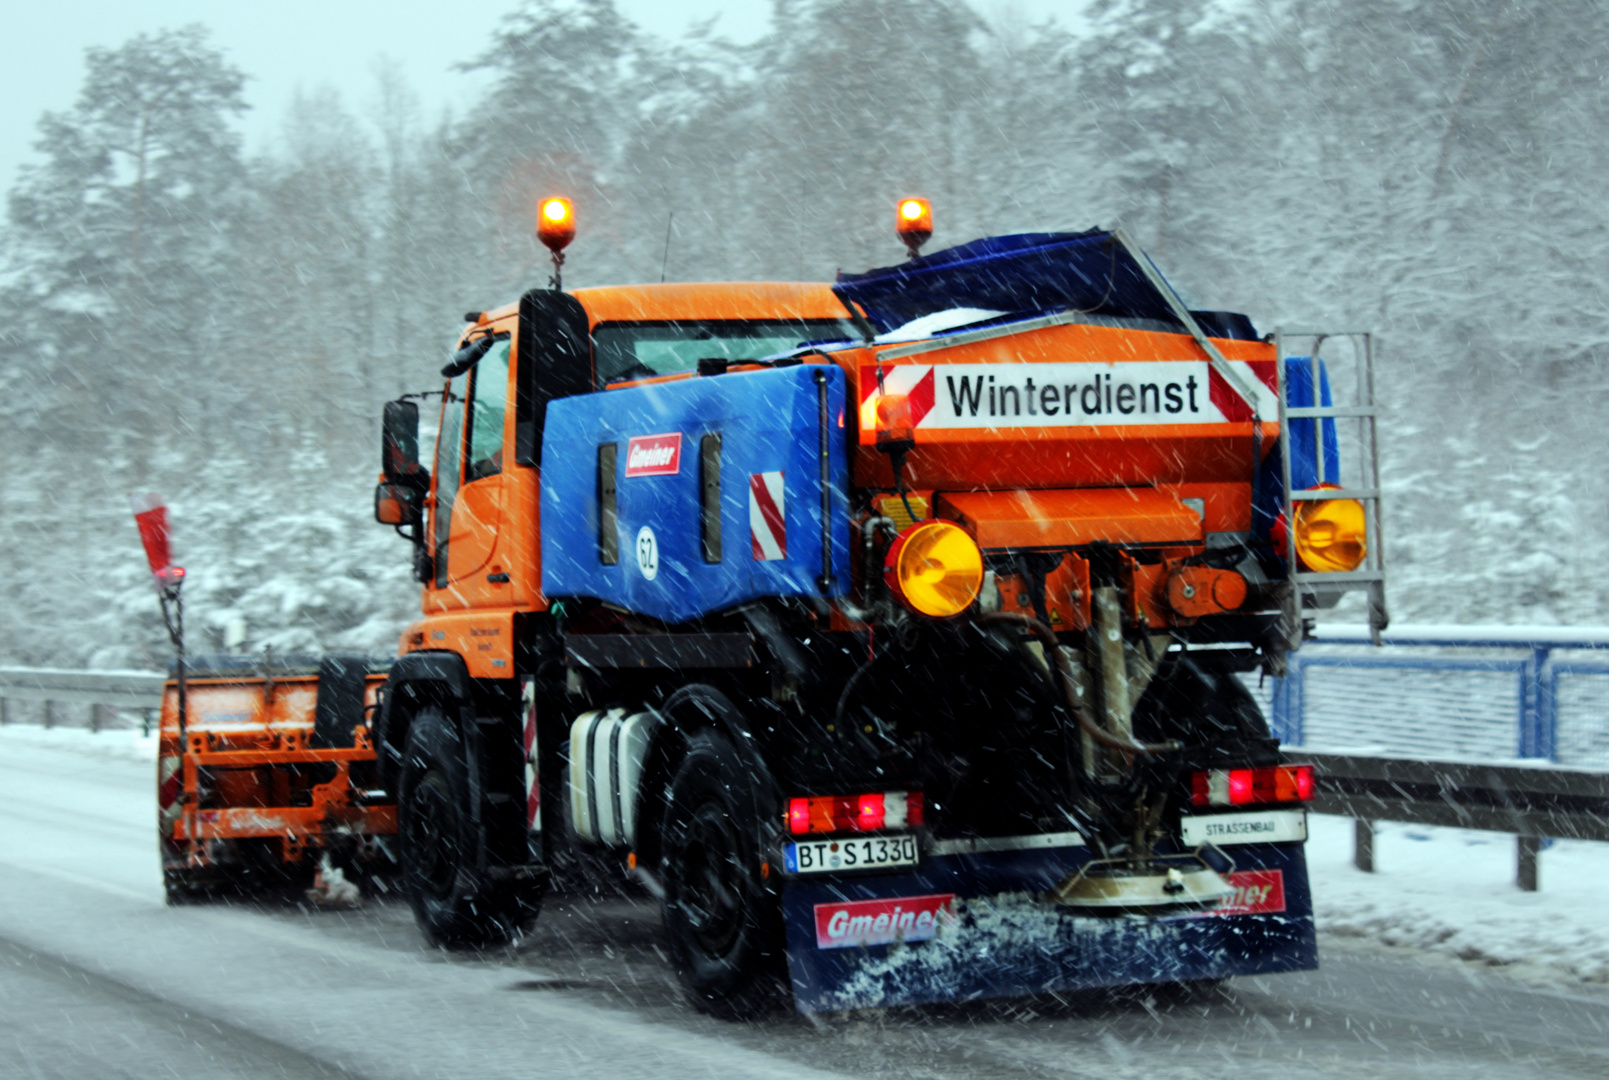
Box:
398, 707, 520, 948
660, 730, 786, 1018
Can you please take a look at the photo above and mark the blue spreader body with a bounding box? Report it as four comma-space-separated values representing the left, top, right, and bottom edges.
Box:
540, 365, 853, 625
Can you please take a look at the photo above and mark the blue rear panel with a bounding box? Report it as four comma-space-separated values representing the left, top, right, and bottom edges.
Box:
541, 365, 852, 625
1254, 356, 1342, 537
1283, 356, 1340, 488
783, 841, 1315, 1012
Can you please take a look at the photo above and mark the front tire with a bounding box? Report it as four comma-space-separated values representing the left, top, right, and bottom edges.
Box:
660, 730, 786, 1018
398, 707, 527, 947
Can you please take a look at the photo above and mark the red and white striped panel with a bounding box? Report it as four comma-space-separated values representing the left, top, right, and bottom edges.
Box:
522, 679, 541, 833
749, 471, 786, 561
158, 754, 182, 841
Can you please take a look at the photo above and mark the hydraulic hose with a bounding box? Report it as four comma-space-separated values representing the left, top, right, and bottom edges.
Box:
976, 611, 1180, 756
833, 515, 899, 625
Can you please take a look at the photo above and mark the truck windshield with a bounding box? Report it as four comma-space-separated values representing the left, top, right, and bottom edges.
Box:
593, 319, 857, 388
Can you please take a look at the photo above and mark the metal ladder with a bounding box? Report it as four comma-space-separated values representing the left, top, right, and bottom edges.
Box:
1273, 329, 1388, 645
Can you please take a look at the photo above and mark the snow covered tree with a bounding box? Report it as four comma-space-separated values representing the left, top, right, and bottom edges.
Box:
741, 0, 990, 277
2, 26, 247, 466
228, 88, 382, 454
456, 0, 650, 287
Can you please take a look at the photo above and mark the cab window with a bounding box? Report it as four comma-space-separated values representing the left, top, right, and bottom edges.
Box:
466, 338, 511, 482
432, 372, 467, 588
592, 319, 857, 388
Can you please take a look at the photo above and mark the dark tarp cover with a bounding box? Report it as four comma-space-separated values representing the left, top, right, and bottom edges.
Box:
833, 231, 1257, 341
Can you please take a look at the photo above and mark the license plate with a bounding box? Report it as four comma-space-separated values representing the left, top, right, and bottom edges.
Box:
785, 834, 919, 875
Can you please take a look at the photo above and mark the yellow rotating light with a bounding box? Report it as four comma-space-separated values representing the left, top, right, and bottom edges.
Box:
883, 520, 984, 617
1292, 487, 1368, 573
536, 195, 575, 253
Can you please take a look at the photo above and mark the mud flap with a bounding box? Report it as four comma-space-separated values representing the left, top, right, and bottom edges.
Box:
311, 655, 370, 785
313, 655, 371, 750
781, 843, 1315, 1013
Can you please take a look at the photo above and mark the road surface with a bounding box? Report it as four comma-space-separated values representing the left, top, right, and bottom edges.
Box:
2, 735, 1606, 1079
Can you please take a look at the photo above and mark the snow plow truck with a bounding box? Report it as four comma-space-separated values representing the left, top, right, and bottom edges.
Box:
154, 200, 1387, 1016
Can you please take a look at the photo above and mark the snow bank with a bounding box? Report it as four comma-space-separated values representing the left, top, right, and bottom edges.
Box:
1307, 813, 1609, 984
0, 721, 159, 764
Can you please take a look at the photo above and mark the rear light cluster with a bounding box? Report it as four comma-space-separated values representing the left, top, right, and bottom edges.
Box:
788, 791, 924, 835
1191, 765, 1314, 807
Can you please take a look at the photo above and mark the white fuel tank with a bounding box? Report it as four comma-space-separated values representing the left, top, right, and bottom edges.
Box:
567, 708, 660, 847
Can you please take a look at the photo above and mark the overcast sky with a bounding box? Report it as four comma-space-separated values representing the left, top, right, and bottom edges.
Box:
0, 0, 1078, 193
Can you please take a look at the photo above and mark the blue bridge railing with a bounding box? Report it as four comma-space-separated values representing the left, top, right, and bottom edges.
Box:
1260, 624, 1609, 767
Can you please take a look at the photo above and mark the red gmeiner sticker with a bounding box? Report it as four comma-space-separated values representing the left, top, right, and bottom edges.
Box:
624, 433, 682, 477
1209, 869, 1286, 916
814, 893, 956, 949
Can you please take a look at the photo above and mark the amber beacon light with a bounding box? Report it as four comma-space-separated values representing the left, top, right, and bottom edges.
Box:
896, 197, 932, 259
883, 520, 984, 618
1292, 484, 1368, 573
536, 196, 575, 289
537, 197, 575, 251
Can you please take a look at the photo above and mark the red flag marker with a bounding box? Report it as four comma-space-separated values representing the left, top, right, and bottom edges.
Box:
131, 493, 184, 593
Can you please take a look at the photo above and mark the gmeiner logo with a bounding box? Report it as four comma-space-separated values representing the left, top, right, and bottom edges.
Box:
624, 433, 682, 477
628, 444, 675, 469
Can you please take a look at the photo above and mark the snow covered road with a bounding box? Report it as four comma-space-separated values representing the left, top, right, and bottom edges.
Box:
2, 728, 1607, 1079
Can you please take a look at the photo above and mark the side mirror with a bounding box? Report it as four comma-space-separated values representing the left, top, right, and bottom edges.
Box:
375, 481, 423, 527
382, 400, 429, 490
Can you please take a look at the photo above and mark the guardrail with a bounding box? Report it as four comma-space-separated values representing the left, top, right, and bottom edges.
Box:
1268, 623, 1609, 764
1266, 624, 1609, 890
1288, 749, 1609, 891
0, 666, 165, 732
7, 645, 1608, 892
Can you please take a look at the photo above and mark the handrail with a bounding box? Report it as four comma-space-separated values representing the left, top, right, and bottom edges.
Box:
1272, 623, 1609, 763
1308, 623, 1609, 649
1286, 748, 1609, 891
0, 666, 164, 731
0, 666, 165, 707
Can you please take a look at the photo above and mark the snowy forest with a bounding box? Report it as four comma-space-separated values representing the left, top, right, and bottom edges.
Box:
1, 0, 1605, 670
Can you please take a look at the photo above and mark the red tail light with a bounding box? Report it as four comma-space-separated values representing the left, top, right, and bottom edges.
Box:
788, 791, 923, 835
1191, 765, 1314, 807
857, 793, 884, 831
905, 791, 925, 827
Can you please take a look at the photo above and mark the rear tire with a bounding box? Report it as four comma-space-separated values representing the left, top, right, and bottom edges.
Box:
398, 707, 528, 947
660, 730, 786, 1018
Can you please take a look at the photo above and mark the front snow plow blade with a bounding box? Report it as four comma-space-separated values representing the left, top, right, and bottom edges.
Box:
781, 836, 1314, 1012
158, 654, 396, 897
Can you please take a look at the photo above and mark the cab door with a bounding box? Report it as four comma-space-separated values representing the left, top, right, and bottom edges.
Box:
430, 336, 511, 602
